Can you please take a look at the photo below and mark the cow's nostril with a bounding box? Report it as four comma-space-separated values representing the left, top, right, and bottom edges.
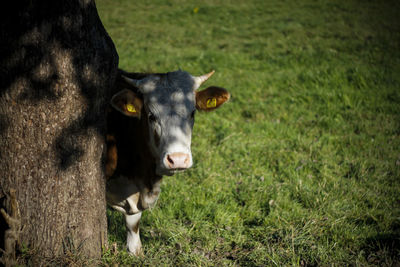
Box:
167, 155, 174, 167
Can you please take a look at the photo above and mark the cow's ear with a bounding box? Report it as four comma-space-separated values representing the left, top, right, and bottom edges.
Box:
195, 86, 230, 111
111, 89, 143, 117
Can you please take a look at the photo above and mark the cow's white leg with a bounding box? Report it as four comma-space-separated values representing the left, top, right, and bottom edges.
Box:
125, 212, 142, 255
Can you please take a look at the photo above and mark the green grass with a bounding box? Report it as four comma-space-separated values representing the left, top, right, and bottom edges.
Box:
97, 0, 400, 265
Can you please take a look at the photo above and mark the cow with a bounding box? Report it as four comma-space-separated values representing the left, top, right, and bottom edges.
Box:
105, 69, 230, 255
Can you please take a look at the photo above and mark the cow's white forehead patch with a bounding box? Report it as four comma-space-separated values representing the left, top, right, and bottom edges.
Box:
140, 71, 194, 93
141, 71, 196, 113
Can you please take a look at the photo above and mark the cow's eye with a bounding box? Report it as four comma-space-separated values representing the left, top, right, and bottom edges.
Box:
190, 110, 196, 119
148, 112, 156, 122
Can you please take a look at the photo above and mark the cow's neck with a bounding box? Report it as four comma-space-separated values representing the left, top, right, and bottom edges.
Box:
109, 110, 162, 191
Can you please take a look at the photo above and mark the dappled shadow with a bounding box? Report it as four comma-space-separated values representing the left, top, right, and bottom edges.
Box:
0, 0, 118, 170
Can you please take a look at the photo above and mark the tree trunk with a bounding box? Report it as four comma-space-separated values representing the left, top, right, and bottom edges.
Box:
0, 0, 118, 264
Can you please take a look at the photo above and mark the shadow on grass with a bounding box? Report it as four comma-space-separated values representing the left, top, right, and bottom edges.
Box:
107, 208, 126, 246
362, 233, 400, 265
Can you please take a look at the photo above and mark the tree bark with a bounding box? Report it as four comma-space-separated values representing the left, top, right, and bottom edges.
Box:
0, 0, 118, 264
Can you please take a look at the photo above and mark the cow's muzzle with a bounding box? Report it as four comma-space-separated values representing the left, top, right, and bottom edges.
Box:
164, 152, 192, 171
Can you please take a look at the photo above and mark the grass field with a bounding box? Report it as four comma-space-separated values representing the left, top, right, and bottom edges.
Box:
97, 0, 400, 265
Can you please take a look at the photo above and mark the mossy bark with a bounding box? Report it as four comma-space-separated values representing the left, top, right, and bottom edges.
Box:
0, 0, 118, 263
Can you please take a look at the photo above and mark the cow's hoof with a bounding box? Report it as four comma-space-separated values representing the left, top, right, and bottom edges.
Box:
128, 246, 143, 257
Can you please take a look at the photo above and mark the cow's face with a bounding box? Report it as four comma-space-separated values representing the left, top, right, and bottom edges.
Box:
111, 70, 230, 176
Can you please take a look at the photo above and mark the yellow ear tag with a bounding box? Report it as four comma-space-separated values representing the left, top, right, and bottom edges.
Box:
126, 104, 136, 113
206, 98, 217, 108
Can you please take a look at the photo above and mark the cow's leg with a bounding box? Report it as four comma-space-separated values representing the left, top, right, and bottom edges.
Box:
125, 211, 142, 255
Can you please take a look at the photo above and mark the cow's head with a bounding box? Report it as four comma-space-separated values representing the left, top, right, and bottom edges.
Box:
111, 70, 230, 176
